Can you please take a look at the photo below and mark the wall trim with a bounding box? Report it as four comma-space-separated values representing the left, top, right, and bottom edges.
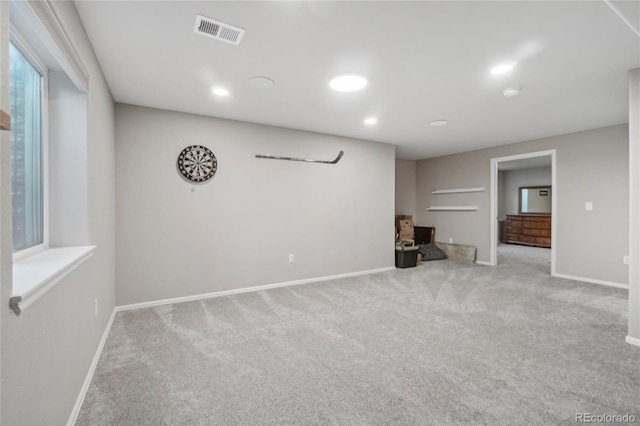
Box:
626, 336, 640, 347
475, 260, 492, 266
116, 266, 396, 312
552, 272, 629, 290
67, 308, 117, 426
628, 69, 640, 351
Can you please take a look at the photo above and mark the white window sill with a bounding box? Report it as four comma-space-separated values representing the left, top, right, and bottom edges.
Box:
10, 246, 96, 315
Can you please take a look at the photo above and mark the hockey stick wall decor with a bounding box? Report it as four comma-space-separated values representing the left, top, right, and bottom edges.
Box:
256, 150, 344, 164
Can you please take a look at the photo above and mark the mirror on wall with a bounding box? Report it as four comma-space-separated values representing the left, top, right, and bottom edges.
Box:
519, 186, 551, 214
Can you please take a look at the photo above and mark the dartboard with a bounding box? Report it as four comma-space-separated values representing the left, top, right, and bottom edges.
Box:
177, 145, 217, 182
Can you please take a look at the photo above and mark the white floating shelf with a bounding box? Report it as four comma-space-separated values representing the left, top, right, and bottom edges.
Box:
432, 187, 485, 194
427, 206, 478, 211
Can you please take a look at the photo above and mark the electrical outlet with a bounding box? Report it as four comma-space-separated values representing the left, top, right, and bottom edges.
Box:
94, 299, 98, 317
289, 254, 294, 263
585, 202, 593, 211
448, 238, 453, 244
624, 255, 630, 265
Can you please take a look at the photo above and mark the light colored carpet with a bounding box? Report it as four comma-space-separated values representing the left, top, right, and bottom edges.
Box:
77, 244, 639, 425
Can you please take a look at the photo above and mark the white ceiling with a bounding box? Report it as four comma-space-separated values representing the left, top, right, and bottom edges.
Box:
73, 1, 640, 160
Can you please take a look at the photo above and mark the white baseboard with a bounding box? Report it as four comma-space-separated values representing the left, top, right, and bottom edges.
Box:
552, 272, 629, 290
474, 260, 492, 266
116, 266, 396, 312
67, 307, 117, 426
626, 336, 640, 347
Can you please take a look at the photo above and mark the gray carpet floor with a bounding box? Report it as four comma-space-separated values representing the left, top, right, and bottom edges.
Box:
77, 244, 640, 425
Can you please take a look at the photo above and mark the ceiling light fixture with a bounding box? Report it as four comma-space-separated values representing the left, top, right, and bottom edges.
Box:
212, 87, 229, 96
430, 120, 448, 127
249, 76, 275, 89
364, 117, 377, 125
491, 61, 517, 75
503, 87, 521, 97
329, 75, 367, 92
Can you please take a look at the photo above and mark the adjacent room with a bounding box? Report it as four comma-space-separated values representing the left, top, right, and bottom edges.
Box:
1, 1, 639, 424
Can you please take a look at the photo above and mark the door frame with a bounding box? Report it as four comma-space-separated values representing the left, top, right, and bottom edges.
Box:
489, 149, 557, 272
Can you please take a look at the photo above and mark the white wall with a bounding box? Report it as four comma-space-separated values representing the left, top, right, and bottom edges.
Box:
500, 167, 552, 218
416, 125, 629, 285
116, 104, 395, 305
0, 2, 116, 425
395, 159, 416, 218
49, 71, 90, 247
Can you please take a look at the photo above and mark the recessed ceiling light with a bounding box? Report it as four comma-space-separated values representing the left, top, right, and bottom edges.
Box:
329, 75, 367, 92
503, 87, 521, 97
491, 61, 517, 75
364, 117, 377, 125
430, 120, 448, 127
249, 76, 275, 89
212, 87, 229, 96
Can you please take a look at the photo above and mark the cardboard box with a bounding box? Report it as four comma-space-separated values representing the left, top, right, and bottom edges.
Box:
398, 219, 414, 241
395, 215, 413, 239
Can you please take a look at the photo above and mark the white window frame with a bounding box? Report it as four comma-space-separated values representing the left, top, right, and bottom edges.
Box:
10, 26, 50, 262
8, 0, 95, 317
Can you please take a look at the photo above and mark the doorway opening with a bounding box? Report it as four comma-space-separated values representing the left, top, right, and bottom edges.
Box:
489, 150, 556, 273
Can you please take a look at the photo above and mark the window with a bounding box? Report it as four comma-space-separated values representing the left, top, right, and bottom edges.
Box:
10, 35, 48, 257
8, 2, 94, 315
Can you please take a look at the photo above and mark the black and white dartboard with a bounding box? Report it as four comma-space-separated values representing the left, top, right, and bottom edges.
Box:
177, 145, 217, 183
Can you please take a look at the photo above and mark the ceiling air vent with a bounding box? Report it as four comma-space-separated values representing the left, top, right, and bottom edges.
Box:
194, 15, 245, 46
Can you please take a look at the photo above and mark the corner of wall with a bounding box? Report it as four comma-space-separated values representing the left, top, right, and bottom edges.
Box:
395, 159, 417, 219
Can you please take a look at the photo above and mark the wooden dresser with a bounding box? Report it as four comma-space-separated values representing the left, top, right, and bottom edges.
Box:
505, 214, 551, 248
